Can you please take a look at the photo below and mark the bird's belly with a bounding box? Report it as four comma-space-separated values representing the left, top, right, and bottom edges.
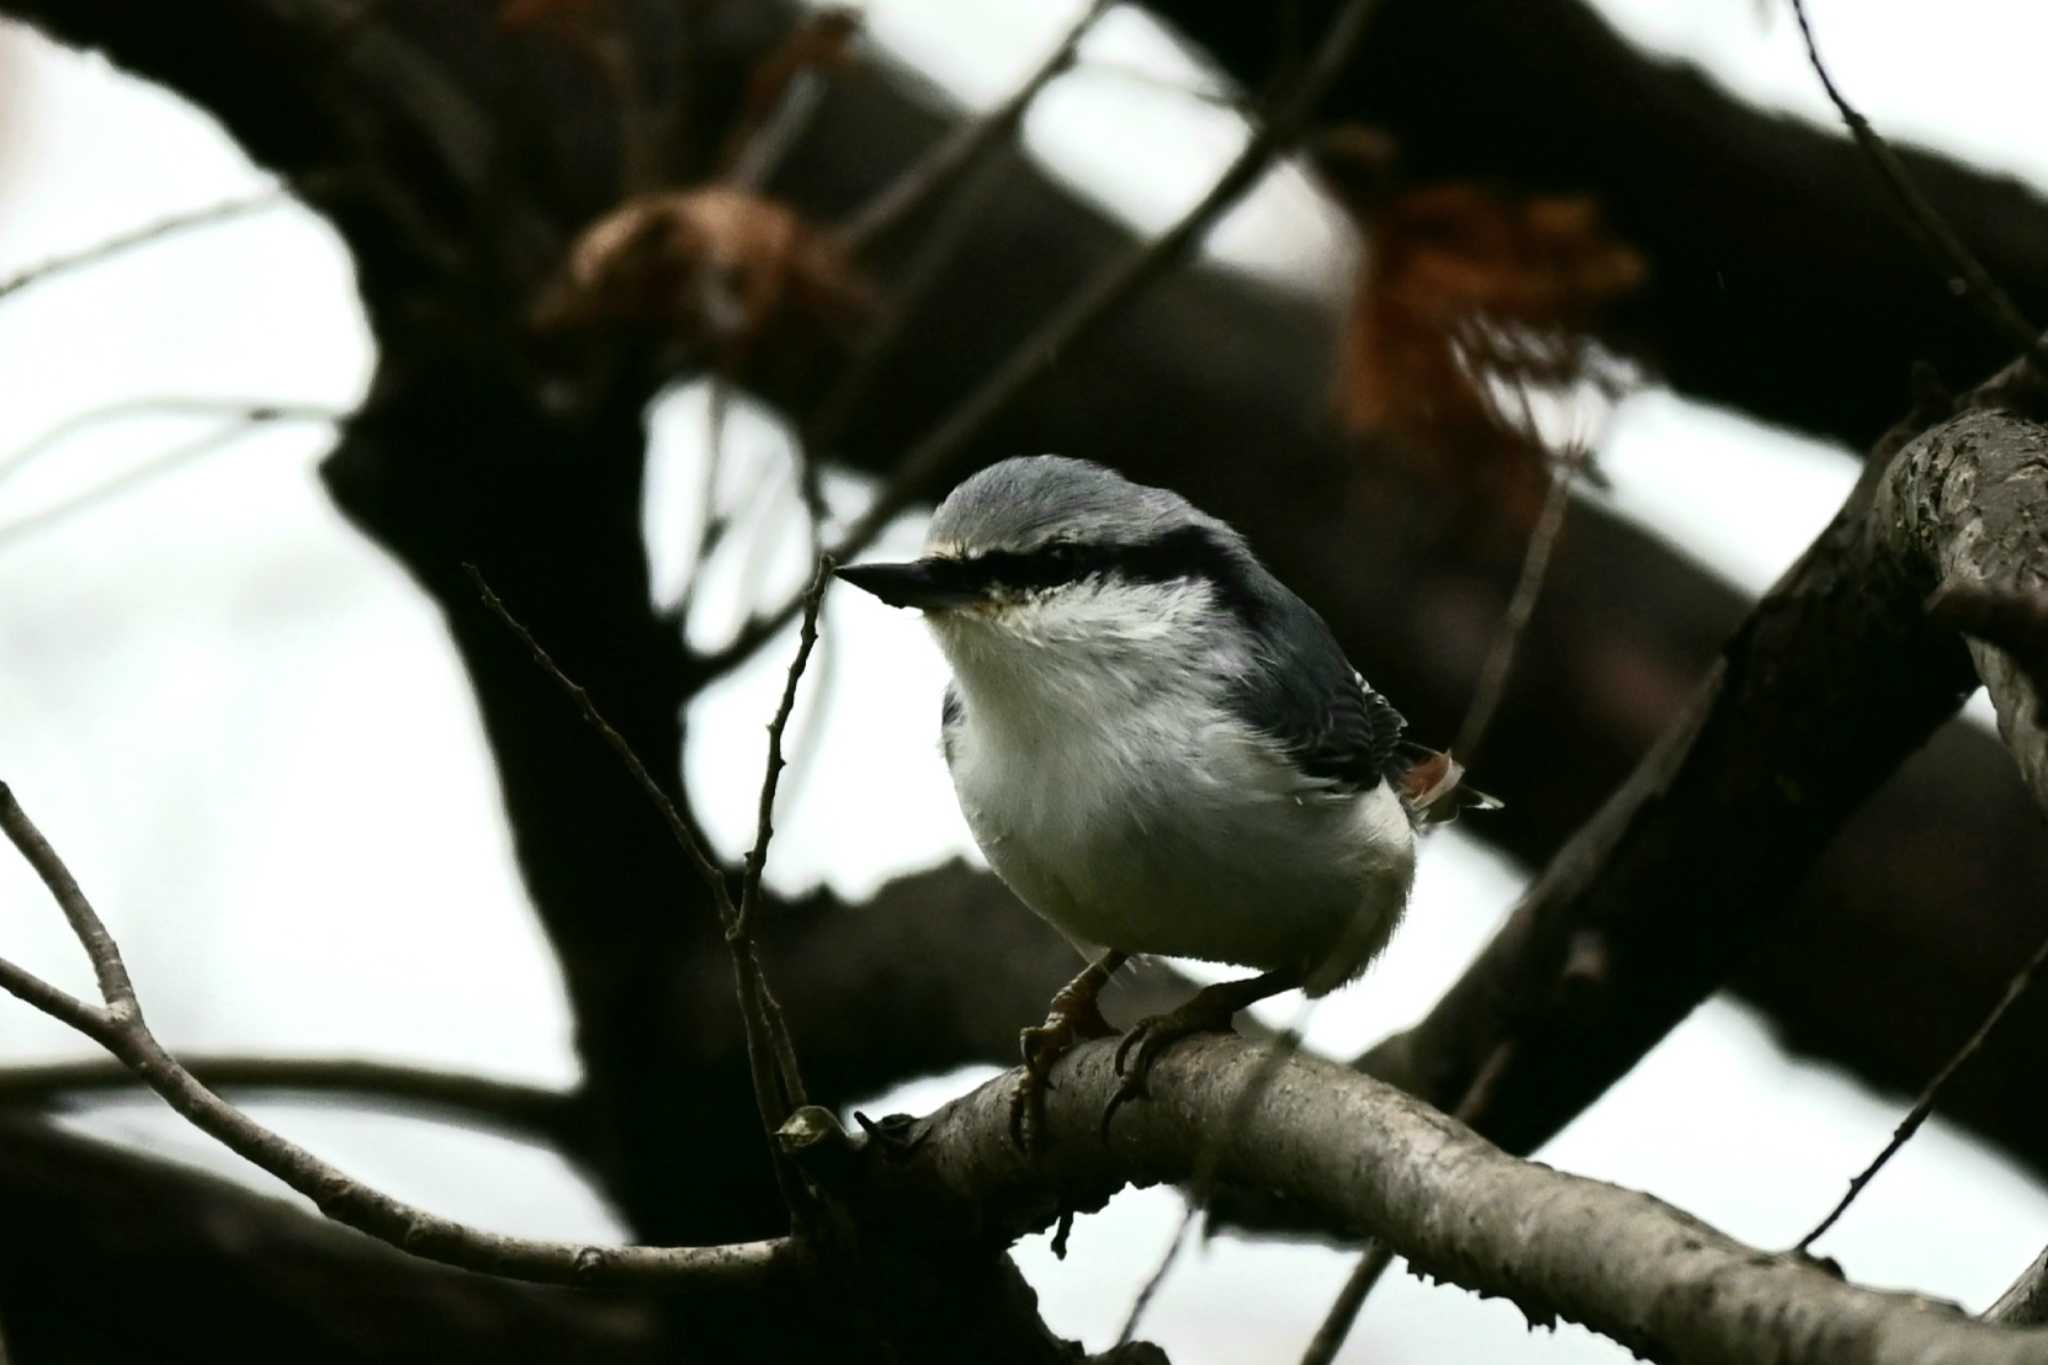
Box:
955, 744, 1413, 983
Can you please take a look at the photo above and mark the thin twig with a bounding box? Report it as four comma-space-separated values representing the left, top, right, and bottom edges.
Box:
0, 420, 285, 557
705, 0, 1111, 649
0, 789, 137, 1016
1797, 922, 2048, 1252
735, 557, 833, 1113
0, 191, 286, 303
836, 0, 1112, 255
0, 396, 344, 491
700, 0, 1386, 685
0, 1055, 581, 1146
724, 67, 829, 195
805, 151, 1012, 464
1299, 1241, 1395, 1365
736, 556, 831, 940
0, 782, 798, 1291
1114, 1208, 1198, 1346
1116, 1014, 1311, 1345
466, 565, 821, 1220
466, 566, 734, 914
1452, 446, 1585, 762
1788, 0, 2048, 378
674, 378, 735, 626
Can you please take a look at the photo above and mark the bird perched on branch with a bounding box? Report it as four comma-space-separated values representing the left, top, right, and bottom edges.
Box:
838, 456, 1479, 1145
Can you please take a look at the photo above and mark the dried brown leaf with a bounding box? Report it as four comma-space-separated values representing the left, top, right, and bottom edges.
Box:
1337, 180, 1645, 505
532, 188, 873, 362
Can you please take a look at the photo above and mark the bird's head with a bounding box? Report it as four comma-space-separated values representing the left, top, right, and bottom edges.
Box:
836, 457, 1264, 669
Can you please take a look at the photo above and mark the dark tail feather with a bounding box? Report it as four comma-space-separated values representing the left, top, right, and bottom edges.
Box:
1394, 748, 1501, 827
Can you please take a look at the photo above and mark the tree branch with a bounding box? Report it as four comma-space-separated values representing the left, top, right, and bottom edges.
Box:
467, 566, 818, 1223
0, 1055, 582, 1147
0, 1118, 684, 1364
1990, 1244, 2048, 1327
1797, 859, 2048, 1252
788, 1036, 2048, 1365
1787, 0, 2048, 378
1355, 362, 2048, 1164
0, 190, 286, 302
0, 781, 800, 1294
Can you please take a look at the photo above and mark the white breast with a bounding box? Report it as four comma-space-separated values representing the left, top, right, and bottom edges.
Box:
931, 579, 1415, 990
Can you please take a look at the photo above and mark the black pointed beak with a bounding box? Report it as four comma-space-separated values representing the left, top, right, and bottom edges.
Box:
834, 559, 977, 612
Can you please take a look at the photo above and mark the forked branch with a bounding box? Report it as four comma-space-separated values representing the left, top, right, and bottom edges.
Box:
0, 782, 799, 1293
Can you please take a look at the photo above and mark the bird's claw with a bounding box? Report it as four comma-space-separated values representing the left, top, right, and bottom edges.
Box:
1100, 1002, 1237, 1138
1009, 993, 1117, 1152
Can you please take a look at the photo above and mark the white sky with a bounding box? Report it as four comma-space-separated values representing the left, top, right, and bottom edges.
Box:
0, 2, 2043, 1360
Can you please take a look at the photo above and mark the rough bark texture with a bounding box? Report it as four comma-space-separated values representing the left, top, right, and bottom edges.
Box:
1359, 374, 2048, 1160
800, 1035, 2048, 1365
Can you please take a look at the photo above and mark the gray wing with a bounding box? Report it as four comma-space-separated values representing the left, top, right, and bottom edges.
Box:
1255, 666, 1406, 792
1228, 594, 1406, 792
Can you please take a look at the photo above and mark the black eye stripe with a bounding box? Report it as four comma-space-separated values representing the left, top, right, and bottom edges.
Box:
944, 525, 1264, 622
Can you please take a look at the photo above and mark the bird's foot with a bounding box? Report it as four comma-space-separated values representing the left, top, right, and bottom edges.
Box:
1010, 993, 1116, 1151
1009, 952, 1127, 1152
1101, 970, 1297, 1138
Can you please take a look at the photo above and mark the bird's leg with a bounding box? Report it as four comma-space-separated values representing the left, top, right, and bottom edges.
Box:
1010, 949, 1129, 1150
1102, 968, 1299, 1136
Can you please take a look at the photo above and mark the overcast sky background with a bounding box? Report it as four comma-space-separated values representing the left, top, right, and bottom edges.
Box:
1, 2, 2044, 1360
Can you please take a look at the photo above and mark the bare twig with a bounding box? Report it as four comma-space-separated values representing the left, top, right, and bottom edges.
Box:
0, 396, 345, 491
685, 3, 1105, 672
1114, 1209, 1196, 1346
467, 566, 734, 907
734, 557, 832, 1115
0, 191, 286, 303
1788, 0, 2048, 378
1299, 1241, 1394, 1365
700, 0, 1385, 683
809, 156, 1011, 464
836, 0, 1112, 255
0, 782, 799, 1292
0, 1055, 581, 1146
1797, 922, 2048, 1252
724, 64, 829, 195
736, 556, 830, 939
466, 563, 821, 1219
1452, 445, 1586, 761
1989, 1244, 2048, 1326
1117, 1016, 1314, 1342
673, 378, 735, 627
0, 420, 296, 556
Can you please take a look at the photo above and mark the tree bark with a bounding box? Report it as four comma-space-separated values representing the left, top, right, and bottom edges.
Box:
795, 1035, 2048, 1365
1359, 365, 2048, 1161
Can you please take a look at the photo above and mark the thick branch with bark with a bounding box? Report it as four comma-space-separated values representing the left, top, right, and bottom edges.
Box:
1359, 366, 2048, 1158
0, 1119, 678, 1365
790, 1036, 2048, 1365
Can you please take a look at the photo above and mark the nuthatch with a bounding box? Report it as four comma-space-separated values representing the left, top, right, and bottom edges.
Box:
839, 456, 1477, 1141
